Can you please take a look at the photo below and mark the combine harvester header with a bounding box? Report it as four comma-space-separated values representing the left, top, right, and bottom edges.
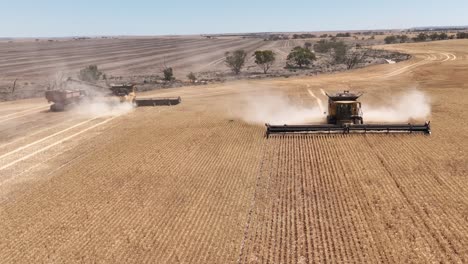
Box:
266, 90, 431, 137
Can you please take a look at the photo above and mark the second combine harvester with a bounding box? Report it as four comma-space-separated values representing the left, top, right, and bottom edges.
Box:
265, 90, 430, 137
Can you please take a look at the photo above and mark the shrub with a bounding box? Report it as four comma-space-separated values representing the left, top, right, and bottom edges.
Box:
332, 42, 348, 64
399, 35, 409, 43
413, 33, 428, 42
456, 32, 468, 39
438, 32, 448, 40
163, 67, 174, 81
336, 32, 351, 37
384, 35, 398, 44
314, 40, 334, 53
187, 72, 197, 82
430, 33, 439, 41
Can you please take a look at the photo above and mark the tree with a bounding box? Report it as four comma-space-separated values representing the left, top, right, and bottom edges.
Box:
399, 35, 409, 43
413, 33, 428, 42
430, 33, 439, 41
336, 32, 351, 37
78, 65, 102, 82
225, 50, 247, 74
187, 72, 197, 82
286, 46, 316, 68
332, 42, 348, 64
456, 32, 467, 39
345, 49, 368, 69
304, 42, 312, 50
254, 50, 276, 74
384, 35, 398, 44
438, 32, 448, 40
163, 67, 174, 81
314, 39, 333, 53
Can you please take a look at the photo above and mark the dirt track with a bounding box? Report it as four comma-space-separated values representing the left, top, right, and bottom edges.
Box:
0, 40, 467, 263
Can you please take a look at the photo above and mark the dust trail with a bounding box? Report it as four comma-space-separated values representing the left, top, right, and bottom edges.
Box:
232, 91, 324, 125
61, 80, 135, 117
362, 90, 431, 123
72, 97, 134, 118
307, 89, 325, 114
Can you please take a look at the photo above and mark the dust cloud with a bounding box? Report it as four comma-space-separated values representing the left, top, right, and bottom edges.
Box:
362, 90, 431, 122
232, 91, 325, 125
58, 79, 136, 117
72, 97, 135, 118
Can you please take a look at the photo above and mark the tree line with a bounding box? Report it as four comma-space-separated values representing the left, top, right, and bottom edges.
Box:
224, 39, 368, 75
384, 32, 468, 44
77, 40, 374, 83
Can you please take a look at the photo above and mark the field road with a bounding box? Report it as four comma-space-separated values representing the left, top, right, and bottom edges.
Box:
0, 40, 467, 263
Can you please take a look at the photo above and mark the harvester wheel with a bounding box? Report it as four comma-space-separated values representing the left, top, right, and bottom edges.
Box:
50, 103, 64, 112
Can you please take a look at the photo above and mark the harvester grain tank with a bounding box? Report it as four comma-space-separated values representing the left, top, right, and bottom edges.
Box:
265, 90, 430, 136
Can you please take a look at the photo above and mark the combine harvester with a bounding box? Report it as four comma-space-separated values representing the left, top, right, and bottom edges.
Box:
265, 90, 430, 137
109, 84, 181, 106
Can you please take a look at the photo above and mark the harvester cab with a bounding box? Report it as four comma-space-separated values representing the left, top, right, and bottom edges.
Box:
109, 84, 136, 104
326, 90, 363, 125
265, 89, 431, 137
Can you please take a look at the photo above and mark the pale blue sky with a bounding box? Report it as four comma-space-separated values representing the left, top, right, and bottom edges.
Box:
1, 0, 467, 37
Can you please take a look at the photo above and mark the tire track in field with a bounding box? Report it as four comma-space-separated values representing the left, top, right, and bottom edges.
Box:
0, 38, 204, 62
0, 112, 79, 146
0, 39, 203, 68
240, 134, 463, 262
236, 139, 269, 263
0, 105, 46, 119
0, 38, 243, 77
108, 39, 255, 72
371, 136, 468, 262
2, 39, 248, 77
129, 37, 263, 71
0, 116, 117, 176
0, 106, 263, 263
0, 105, 48, 123
362, 135, 463, 263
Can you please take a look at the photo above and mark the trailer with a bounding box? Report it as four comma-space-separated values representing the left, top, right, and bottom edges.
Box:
45, 89, 87, 111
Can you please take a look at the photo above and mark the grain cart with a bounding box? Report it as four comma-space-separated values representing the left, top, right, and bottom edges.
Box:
265, 90, 430, 137
45, 89, 87, 111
